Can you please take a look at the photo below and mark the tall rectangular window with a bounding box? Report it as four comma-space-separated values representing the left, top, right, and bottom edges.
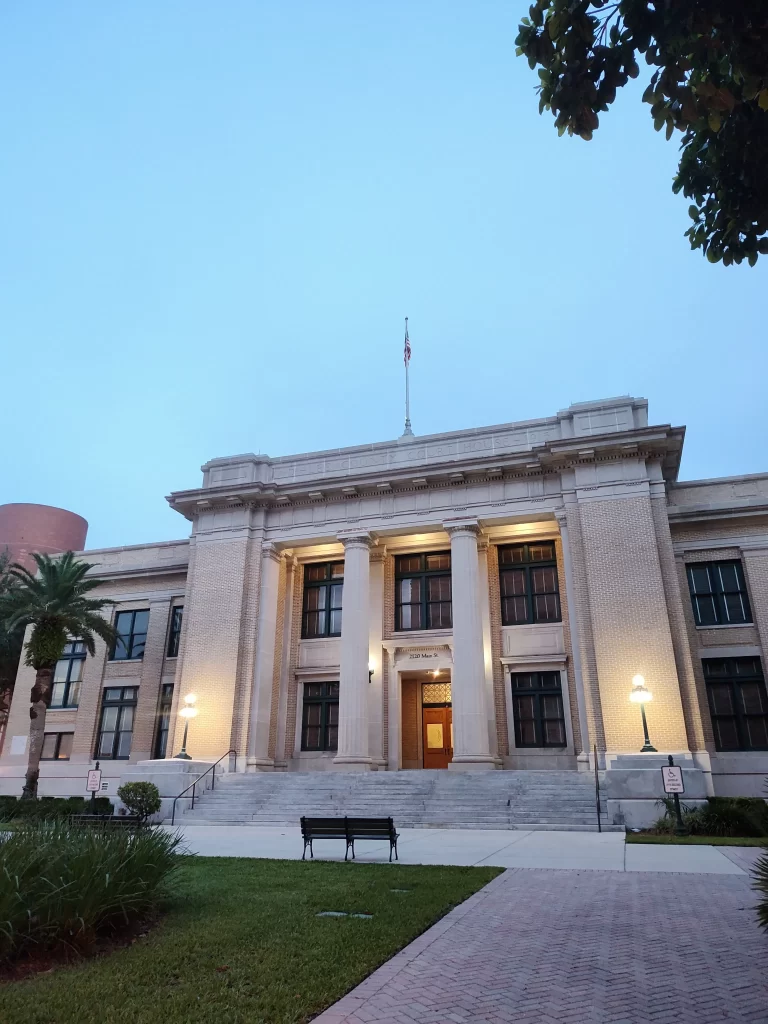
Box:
511, 671, 566, 747
499, 542, 561, 625
96, 686, 138, 759
395, 552, 452, 631
301, 681, 339, 751
50, 641, 86, 708
41, 732, 73, 760
167, 606, 183, 658
301, 562, 344, 638
153, 683, 174, 759
687, 561, 752, 626
704, 658, 768, 751
110, 610, 150, 661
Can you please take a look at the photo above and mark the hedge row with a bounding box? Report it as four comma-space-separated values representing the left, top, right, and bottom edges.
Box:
0, 795, 114, 820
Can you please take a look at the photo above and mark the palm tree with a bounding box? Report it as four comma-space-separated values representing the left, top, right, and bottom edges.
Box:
0, 552, 115, 799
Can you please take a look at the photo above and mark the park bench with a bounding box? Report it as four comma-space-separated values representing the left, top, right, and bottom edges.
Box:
300, 816, 399, 862
69, 814, 141, 828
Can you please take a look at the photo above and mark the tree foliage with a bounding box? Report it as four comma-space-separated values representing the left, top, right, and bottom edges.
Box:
0, 552, 25, 747
0, 552, 115, 799
516, 1, 768, 265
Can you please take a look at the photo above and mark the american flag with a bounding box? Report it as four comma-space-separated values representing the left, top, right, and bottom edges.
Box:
404, 318, 411, 367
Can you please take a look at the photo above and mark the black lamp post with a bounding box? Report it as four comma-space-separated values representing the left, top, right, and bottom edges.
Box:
174, 694, 198, 759
629, 675, 657, 753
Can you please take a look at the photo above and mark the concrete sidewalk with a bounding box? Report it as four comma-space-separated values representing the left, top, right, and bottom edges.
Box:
170, 824, 759, 874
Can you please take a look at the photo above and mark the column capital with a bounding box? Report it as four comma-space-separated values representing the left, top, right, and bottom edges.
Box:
337, 531, 375, 551
554, 509, 568, 527
261, 542, 283, 564
369, 545, 388, 563
443, 517, 481, 539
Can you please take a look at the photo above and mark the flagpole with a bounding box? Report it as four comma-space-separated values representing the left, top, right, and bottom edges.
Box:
403, 317, 413, 437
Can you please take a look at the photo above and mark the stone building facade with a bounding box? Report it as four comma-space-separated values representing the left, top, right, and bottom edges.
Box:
1, 397, 767, 818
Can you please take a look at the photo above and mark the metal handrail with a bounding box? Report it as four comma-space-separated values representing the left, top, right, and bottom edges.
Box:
593, 743, 601, 833
170, 748, 237, 825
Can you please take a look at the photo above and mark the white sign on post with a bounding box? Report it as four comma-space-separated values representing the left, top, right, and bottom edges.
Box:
86, 769, 102, 793
661, 765, 684, 794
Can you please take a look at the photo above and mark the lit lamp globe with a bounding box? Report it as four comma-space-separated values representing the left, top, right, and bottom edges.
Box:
629, 675, 657, 752
174, 694, 199, 760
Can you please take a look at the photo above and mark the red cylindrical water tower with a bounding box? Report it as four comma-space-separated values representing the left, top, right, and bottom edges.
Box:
0, 504, 88, 572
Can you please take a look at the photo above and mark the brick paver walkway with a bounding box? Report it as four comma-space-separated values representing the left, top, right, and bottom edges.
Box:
315, 868, 768, 1024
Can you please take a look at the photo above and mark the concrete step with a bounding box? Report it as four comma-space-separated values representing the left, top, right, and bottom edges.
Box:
174, 769, 610, 831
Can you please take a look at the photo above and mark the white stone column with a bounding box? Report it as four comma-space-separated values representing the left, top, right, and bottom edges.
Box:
246, 542, 282, 769
367, 547, 386, 769
555, 509, 591, 767
445, 520, 496, 770
333, 532, 373, 770
476, 536, 499, 761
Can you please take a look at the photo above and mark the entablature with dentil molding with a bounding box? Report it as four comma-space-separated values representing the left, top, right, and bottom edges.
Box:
165, 420, 684, 523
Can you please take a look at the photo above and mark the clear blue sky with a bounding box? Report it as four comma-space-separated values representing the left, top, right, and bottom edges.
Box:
1, 2, 765, 550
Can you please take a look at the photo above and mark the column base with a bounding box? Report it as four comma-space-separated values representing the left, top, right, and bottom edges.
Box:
246, 757, 275, 772
331, 755, 374, 772
577, 752, 591, 772
448, 755, 497, 771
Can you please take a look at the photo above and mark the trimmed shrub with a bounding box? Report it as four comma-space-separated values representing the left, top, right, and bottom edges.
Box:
651, 796, 768, 837
0, 795, 114, 821
117, 782, 161, 823
0, 820, 182, 959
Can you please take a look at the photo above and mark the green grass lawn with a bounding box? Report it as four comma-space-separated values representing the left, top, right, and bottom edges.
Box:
626, 833, 767, 846
1, 856, 500, 1024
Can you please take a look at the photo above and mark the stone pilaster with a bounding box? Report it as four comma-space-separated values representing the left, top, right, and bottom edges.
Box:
333, 532, 374, 770
445, 520, 496, 770
247, 542, 283, 769
576, 485, 689, 753
130, 599, 172, 761
554, 510, 590, 764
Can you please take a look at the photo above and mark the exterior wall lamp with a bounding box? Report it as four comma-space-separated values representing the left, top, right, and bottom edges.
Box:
629, 674, 657, 753
368, 660, 375, 684
175, 693, 199, 759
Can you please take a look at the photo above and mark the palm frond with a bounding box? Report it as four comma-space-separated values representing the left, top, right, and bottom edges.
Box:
0, 552, 116, 668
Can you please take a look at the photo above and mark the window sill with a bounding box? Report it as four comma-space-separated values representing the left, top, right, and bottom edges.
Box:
502, 620, 563, 628
49, 706, 78, 712
299, 635, 342, 643
391, 628, 453, 638
108, 657, 145, 664
695, 623, 754, 630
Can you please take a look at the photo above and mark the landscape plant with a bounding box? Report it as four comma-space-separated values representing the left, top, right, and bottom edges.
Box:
117, 782, 162, 823
0, 820, 181, 961
0, 552, 115, 799
516, 1, 768, 264
0, 795, 113, 821
650, 795, 768, 837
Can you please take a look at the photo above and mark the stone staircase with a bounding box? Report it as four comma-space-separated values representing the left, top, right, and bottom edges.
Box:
174, 769, 619, 831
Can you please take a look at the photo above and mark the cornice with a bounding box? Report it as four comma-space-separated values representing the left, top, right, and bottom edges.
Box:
166, 425, 684, 522
667, 500, 768, 525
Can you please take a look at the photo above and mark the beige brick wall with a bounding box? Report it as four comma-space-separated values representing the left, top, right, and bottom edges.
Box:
173, 536, 257, 759
743, 549, 768, 667
578, 494, 689, 752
